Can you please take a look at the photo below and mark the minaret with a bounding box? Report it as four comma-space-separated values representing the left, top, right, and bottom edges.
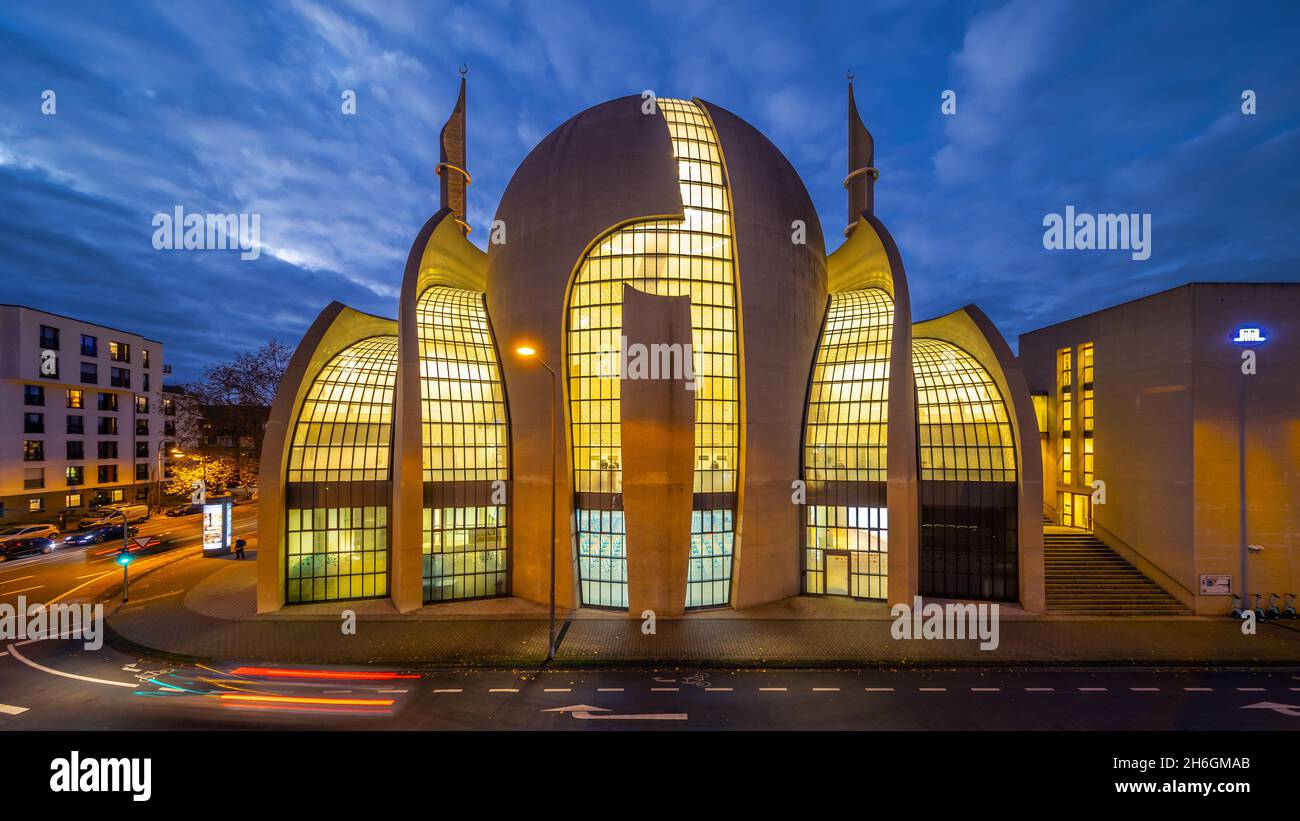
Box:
845, 75, 877, 235
438, 67, 470, 236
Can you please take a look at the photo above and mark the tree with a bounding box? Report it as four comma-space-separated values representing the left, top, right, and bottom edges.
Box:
179, 340, 289, 465
163, 453, 238, 497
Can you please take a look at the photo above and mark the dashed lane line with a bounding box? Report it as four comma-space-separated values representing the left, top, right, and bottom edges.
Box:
0, 703, 29, 716
919, 688, 947, 692
812, 687, 840, 692
705, 687, 733, 692
971, 688, 1000, 692
651, 687, 679, 692
759, 687, 787, 692
488, 688, 519, 693
0, 585, 44, 596
1026, 688, 1055, 692
543, 688, 571, 693
1078, 687, 1108, 692
433, 689, 463, 694
1130, 687, 1161, 692
597, 688, 624, 692
1184, 687, 1213, 692
864, 687, 894, 692
1237, 687, 1265, 692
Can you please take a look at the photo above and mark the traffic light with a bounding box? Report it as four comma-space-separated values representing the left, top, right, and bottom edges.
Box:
117, 548, 133, 566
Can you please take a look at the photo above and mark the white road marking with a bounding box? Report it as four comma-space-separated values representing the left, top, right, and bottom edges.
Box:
864, 687, 894, 692
919, 687, 947, 692
597, 688, 624, 692
971, 687, 1000, 692
1184, 687, 1213, 692
1025, 687, 1055, 692
489, 688, 519, 693
705, 687, 733, 692
759, 687, 787, 692
1237, 687, 1266, 692
812, 687, 840, 692
1130, 687, 1160, 692
544, 688, 571, 693
651, 687, 679, 692
76, 572, 109, 579
5, 643, 136, 688
1078, 687, 1107, 692
0, 585, 44, 596
0, 575, 34, 585
545, 704, 687, 721
0, 703, 29, 715
377, 689, 407, 694
45, 571, 113, 605
433, 689, 462, 694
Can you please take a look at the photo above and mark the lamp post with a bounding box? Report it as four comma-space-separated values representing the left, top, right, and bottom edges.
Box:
515, 344, 558, 661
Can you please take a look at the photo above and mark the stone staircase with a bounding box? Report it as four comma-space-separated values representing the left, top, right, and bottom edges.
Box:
1045, 531, 1191, 615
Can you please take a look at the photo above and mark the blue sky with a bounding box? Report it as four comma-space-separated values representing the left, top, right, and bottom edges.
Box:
2, 0, 1297, 381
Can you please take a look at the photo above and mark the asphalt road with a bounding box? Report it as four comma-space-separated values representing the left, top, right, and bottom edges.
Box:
3, 636, 1299, 730
2, 505, 1298, 730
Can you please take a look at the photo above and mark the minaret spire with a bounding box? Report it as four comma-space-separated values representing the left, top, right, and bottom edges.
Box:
845, 72, 877, 236
437, 65, 471, 236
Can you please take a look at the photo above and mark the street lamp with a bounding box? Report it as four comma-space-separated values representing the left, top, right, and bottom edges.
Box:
515, 343, 558, 661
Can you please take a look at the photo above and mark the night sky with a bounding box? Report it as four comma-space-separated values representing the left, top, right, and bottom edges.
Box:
2, 0, 1297, 381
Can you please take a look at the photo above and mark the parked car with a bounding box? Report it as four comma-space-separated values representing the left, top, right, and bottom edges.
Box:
0, 536, 56, 561
164, 503, 201, 517
64, 524, 140, 546
79, 503, 150, 529
0, 524, 61, 544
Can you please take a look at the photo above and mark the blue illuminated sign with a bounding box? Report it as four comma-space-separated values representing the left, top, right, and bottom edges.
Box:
1230, 326, 1268, 347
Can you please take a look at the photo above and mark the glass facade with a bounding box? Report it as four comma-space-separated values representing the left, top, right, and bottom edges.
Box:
1057, 347, 1072, 486
802, 288, 893, 599
565, 98, 739, 609
913, 338, 1018, 601
1080, 342, 1095, 487
285, 336, 397, 604
416, 285, 510, 602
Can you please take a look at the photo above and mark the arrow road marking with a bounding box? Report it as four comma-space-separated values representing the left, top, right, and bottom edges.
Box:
544, 704, 687, 721
1240, 701, 1300, 717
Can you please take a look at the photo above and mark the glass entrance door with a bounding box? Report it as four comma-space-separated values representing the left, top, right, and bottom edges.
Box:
826, 551, 850, 596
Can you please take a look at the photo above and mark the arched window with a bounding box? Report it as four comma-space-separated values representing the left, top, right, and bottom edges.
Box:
912, 338, 1018, 600
416, 285, 510, 602
802, 288, 893, 599
565, 98, 739, 609
285, 336, 398, 603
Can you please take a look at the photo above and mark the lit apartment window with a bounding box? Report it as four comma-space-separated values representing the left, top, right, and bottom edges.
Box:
97, 392, 118, 412
24, 412, 44, 434
135, 395, 148, 414
40, 325, 59, 350
67, 415, 84, 435
98, 441, 119, 460
109, 341, 130, 362
66, 466, 84, 486
1057, 347, 1072, 487
163, 396, 175, 416
24, 468, 45, 490
81, 334, 98, 357
66, 493, 82, 508
110, 367, 130, 388
67, 389, 83, 409
1080, 342, 1095, 486
28, 498, 44, 513
566, 99, 739, 610
24, 385, 44, 406
141, 348, 151, 369
81, 362, 98, 384
67, 441, 84, 460
24, 440, 45, 462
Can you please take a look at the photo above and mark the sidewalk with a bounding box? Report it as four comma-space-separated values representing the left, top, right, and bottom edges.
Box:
103, 552, 1300, 668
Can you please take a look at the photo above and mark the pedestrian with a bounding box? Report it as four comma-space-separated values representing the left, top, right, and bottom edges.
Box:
234, 537, 246, 559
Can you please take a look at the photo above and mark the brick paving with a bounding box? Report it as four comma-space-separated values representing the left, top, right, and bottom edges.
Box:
102, 549, 1300, 667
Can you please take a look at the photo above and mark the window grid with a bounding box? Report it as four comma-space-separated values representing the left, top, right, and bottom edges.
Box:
285, 336, 397, 604
1080, 342, 1095, 486
286, 506, 389, 603
287, 336, 398, 483
913, 338, 1018, 602
1057, 347, 1072, 486
416, 285, 510, 602
802, 287, 893, 598
566, 98, 738, 608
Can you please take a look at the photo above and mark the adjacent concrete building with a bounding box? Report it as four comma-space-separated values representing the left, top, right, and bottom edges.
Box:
1020, 283, 1299, 615
258, 80, 1044, 615
0, 305, 169, 526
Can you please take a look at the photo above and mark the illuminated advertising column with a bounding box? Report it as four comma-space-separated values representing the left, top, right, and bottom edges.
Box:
202, 495, 234, 557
